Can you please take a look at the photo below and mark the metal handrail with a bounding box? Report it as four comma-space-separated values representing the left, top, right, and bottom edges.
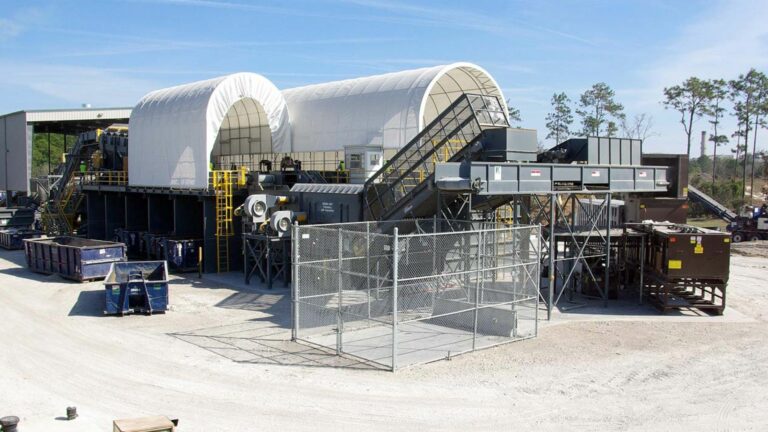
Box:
363, 93, 508, 221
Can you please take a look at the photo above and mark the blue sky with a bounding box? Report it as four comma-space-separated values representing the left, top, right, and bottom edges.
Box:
1, 0, 767, 153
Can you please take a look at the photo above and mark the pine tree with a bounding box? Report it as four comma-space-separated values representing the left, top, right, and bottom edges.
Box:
575, 83, 625, 136
662, 77, 713, 160
544, 92, 572, 145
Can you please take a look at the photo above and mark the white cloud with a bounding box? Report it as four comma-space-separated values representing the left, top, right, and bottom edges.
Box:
0, 61, 159, 108
625, 0, 768, 152
648, 0, 768, 87
0, 18, 22, 41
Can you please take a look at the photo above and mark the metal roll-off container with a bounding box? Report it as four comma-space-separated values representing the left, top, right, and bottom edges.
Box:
23, 236, 127, 281
0, 229, 43, 250
104, 261, 169, 316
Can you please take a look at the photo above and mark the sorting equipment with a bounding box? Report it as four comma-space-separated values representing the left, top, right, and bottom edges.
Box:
0, 207, 34, 229
635, 223, 730, 315
24, 236, 127, 281
104, 261, 169, 316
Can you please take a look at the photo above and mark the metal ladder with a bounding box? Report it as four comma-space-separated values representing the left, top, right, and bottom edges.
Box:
362, 93, 509, 222
212, 170, 235, 272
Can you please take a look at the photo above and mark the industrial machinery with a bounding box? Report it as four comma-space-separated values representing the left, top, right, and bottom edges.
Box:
688, 184, 768, 242
239, 192, 306, 287
726, 204, 768, 242
634, 222, 730, 315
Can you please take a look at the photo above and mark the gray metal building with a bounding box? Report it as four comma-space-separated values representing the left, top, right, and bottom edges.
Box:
0, 107, 131, 195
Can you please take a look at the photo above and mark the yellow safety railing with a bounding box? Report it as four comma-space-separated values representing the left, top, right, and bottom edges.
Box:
81, 170, 128, 186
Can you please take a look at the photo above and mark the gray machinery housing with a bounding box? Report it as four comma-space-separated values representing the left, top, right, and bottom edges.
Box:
479, 128, 538, 162
540, 136, 643, 166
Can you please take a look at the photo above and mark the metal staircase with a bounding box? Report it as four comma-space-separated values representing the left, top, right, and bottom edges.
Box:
363, 93, 509, 222
688, 185, 737, 222
41, 131, 100, 235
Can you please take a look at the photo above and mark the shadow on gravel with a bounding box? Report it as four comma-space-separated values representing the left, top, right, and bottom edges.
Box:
170, 323, 384, 371
68, 289, 104, 316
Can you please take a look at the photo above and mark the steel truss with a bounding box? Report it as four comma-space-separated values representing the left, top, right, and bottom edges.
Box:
437, 191, 617, 320
243, 233, 291, 289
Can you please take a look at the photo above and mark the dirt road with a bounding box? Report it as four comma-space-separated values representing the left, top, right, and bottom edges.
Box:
1, 249, 767, 431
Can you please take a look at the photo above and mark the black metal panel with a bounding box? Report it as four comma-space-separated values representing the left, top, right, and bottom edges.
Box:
85, 192, 106, 239
148, 195, 173, 233
125, 193, 148, 230
173, 196, 203, 237
105, 193, 126, 241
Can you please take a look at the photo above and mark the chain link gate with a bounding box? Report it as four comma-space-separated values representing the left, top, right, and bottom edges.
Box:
293, 220, 540, 371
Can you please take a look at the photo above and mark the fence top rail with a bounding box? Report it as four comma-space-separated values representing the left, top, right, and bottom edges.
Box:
402, 224, 540, 239
296, 219, 541, 239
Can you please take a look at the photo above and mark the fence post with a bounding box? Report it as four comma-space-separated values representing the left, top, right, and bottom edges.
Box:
366, 222, 371, 320
292, 222, 300, 341
392, 227, 399, 372
337, 227, 343, 355
604, 193, 612, 308
534, 226, 540, 337
473, 230, 482, 350
548, 193, 557, 320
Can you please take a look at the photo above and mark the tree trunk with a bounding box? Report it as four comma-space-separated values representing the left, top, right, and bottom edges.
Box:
743, 116, 750, 208
750, 114, 760, 206
686, 110, 694, 160
712, 122, 718, 192
735, 131, 742, 180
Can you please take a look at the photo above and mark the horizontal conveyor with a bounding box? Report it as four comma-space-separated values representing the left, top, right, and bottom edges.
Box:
434, 161, 669, 195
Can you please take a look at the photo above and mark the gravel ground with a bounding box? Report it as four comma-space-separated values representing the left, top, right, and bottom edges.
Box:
1, 248, 767, 431
732, 240, 768, 258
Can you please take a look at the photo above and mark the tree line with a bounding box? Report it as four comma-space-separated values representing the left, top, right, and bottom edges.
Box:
506, 68, 768, 208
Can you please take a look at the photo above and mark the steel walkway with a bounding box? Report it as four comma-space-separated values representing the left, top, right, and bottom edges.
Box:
362, 93, 509, 222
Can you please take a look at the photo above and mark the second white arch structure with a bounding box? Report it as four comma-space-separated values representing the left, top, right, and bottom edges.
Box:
283, 62, 508, 152
129, 72, 290, 189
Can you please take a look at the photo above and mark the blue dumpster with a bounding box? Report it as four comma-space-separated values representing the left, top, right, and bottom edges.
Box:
24, 237, 126, 281
0, 229, 42, 250
24, 238, 55, 274
160, 238, 202, 272
114, 229, 145, 258
104, 261, 169, 315
141, 232, 170, 259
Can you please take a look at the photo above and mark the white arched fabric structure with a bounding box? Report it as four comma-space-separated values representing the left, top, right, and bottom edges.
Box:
129, 72, 290, 188
282, 62, 507, 152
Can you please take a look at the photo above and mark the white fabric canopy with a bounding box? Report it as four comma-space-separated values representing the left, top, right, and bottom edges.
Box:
129, 72, 290, 188
282, 62, 507, 152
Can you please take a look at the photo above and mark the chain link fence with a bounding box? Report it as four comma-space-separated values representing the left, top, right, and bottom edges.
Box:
292, 220, 540, 371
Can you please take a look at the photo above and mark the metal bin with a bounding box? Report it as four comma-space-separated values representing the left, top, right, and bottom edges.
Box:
104, 261, 169, 316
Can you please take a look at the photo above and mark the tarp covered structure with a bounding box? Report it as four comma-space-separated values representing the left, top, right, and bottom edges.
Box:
282, 62, 507, 152
129, 72, 290, 188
